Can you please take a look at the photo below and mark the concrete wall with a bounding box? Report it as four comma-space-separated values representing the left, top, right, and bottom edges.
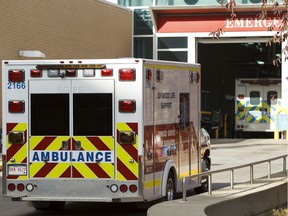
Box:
205, 181, 287, 216
0, 0, 132, 128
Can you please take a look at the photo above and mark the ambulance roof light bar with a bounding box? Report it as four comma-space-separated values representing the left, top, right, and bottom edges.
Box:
36, 64, 106, 70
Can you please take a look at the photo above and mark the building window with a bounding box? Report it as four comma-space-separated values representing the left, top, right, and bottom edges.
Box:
158, 37, 188, 49
134, 9, 153, 35
157, 37, 188, 62
156, 0, 262, 5
158, 51, 187, 62
118, 0, 152, 6
134, 37, 153, 59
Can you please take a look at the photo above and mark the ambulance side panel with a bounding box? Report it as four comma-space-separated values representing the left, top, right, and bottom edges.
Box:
143, 61, 201, 201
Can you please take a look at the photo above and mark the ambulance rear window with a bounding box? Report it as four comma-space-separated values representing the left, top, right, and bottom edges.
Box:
31, 94, 69, 135
73, 93, 112, 136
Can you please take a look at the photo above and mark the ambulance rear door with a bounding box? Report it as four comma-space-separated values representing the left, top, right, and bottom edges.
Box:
29, 79, 115, 179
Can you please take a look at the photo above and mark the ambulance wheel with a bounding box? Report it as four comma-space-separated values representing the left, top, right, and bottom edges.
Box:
32, 201, 65, 210
165, 173, 175, 201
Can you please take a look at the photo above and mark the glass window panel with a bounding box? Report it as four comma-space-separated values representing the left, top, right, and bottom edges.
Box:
31, 94, 69, 135
158, 37, 188, 49
267, 91, 278, 106
134, 9, 153, 35
250, 91, 260, 105
156, 0, 262, 5
73, 94, 112, 136
134, 37, 153, 59
118, 0, 152, 6
158, 51, 187, 62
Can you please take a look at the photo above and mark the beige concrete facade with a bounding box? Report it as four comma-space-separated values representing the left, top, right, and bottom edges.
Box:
0, 0, 132, 128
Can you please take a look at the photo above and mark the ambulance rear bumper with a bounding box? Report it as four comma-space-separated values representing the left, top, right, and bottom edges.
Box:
21, 195, 144, 203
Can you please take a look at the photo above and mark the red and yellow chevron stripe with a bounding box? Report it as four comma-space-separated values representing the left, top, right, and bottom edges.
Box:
29, 136, 70, 178
116, 122, 139, 181
7, 122, 139, 181
6, 123, 27, 180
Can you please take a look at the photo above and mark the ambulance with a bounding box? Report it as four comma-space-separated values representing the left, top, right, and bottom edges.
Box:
235, 78, 281, 136
2, 58, 212, 209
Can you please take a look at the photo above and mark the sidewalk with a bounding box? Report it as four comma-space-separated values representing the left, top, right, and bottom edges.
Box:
148, 139, 288, 216
148, 174, 287, 216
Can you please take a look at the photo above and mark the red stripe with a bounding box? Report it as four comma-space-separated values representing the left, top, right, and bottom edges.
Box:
117, 158, 137, 180
87, 137, 110, 150
33, 163, 57, 178
6, 123, 18, 135
120, 144, 138, 162
126, 123, 138, 135
7, 144, 23, 161
86, 163, 111, 178
7, 175, 19, 179
72, 166, 84, 178
60, 166, 71, 178
33, 137, 56, 150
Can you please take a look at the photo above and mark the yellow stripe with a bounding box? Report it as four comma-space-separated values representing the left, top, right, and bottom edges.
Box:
116, 171, 126, 181
46, 163, 70, 178
10, 144, 27, 164
45, 136, 69, 150
73, 136, 97, 150
117, 143, 138, 177
29, 162, 45, 178
73, 163, 98, 178
117, 122, 139, 180
145, 178, 162, 189
145, 64, 200, 72
30, 136, 44, 150
99, 136, 114, 150
17, 176, 27, 180
12, 123, 27, 131
99, 163, 114, 178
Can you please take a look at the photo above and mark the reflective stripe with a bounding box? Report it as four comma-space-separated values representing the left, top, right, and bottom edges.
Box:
6, 123, 27, 180
116, 122, 138, 181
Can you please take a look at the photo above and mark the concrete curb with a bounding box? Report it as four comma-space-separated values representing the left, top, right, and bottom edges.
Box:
147, 177, 287, 216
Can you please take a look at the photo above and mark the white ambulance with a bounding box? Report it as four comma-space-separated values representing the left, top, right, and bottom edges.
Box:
2, 58, 212, 209
235, 78, 281, 136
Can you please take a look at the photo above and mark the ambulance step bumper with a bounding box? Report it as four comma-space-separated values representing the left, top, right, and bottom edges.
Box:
21, 196, 144, 203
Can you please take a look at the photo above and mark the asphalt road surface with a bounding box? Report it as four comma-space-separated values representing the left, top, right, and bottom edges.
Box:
0, 138, 287, 216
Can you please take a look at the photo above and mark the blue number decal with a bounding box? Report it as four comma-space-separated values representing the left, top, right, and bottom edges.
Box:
7, 82, 26, 89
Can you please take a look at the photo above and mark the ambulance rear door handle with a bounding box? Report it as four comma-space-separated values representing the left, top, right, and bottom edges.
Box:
75, 141, 81, 150
62, 141, 68, 150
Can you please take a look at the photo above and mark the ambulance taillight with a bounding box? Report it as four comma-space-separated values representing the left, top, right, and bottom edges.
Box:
101, 68, 113, 76
238, 94, 244, 99
8, 69, 25, 82
30, 69, 42, 77
65, 69, 77, 77
9, 100, 25, 113
119, 68, 135, 81
119, 100, 136, 113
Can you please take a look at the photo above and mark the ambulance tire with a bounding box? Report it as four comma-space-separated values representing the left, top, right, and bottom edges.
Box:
32, 201, 65, 211
165, 172, 175, 201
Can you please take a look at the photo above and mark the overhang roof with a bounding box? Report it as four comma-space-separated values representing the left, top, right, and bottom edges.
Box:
149, 5, 271, 32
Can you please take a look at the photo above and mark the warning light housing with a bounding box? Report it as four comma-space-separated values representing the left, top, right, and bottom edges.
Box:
9, 70, 25, 82
119, 100, 136, 113
30, 69, 42, 78
101, 68, 113, 77
119, 69, 135, 81
9, 100, 25, 113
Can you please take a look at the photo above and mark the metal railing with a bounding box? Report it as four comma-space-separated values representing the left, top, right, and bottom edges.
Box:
182, 154, 288, 201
